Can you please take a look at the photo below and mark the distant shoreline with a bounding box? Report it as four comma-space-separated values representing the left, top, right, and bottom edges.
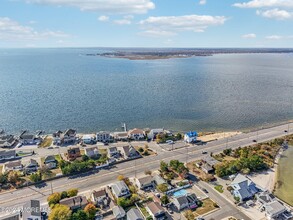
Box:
86, 48, 293, 60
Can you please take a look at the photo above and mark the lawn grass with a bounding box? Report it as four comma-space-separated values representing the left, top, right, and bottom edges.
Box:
193, 198, 218, 216
274, 146, 293, 206
214, 185, 224, 193
39, 136, 53, 148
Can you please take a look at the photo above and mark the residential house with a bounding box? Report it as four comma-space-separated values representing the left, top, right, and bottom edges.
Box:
127, 208, 144, 220
81, 135, 95, 144
96, 131, 113, 143
184, 131, 198, 143
136, 176, 155, 190
112, 132, 129, 141
153, 174, 171, 190
0, 150, 16, 161
173, 193, 198, 211
111, 181, 131, 198
2, 160, 23, 174
44, 155, 57, 169
128, 128, 145, 140
85, 146, 100, 159
25, 159, 39, 173
52, 130, 63, 144
256, 191, 292, 220
147, 129, 164, 140
230, 174, 259, 202
201, 155, 220, 173
61, 129, 77, 144
112, 206, 126, 220
19, 132, 38, 145
59, 195, 88, 211
107, 146, 119, 158
66, 147, 81, 161
121, 145, 139, 159
21, 200, 41, 220
91, 189, 110, 208
201, 163, 214, 174
146, 202, 166, 220
0, 135, 18, 149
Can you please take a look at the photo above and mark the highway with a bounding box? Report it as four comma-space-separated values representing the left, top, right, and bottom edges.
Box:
0, 122, 292, 219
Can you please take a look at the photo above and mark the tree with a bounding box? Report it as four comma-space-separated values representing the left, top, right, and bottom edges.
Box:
47, 192, 61, 207
176, 133, 182, 140
129, 185, 137, 194
82, 155, 90, 162
61, 191, 68, 199
117, 175, 125, 181
156, 184, 168, 193
130, 194, 140, 203
7, 171, 19, 184
0, 173, 7, 184
117, 197, 128, 208
184, 210, 195, 220
71, 210, 88, 220
29, 172, 41, 183
49, 204, 72, 220
84, 203, 96, 220
160, 195, 169, 205
160, 161, 168, 173
67, 188, 78, 197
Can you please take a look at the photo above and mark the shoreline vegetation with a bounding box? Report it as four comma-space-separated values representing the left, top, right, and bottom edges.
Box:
86, 48, 293, 60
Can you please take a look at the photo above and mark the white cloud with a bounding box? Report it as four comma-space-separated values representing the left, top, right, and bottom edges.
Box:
138, 30, 176, 37
25, 0, 155, 14
256, 8, 292, 19
139, 15, 227, 37
242, 33, 256, 38
265, 35, 293, 40
0, 17, 69, 41
233, 0, 293, 8
98, 15, 109, 21
113, 15, 134, 25
199, 0, 207, 5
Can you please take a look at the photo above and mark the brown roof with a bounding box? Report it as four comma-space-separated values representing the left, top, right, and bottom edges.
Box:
128, 128, 144, 135
146, 202, 164, 215
4, 160, 22, 169
92, 189, 107, 198
60, 196, 88, 208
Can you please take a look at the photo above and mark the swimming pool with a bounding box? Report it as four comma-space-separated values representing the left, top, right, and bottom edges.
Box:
173, 189, 187, 197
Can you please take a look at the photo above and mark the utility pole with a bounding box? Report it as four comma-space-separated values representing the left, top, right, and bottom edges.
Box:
50, 182, 53, 194
134, 159, 137, 178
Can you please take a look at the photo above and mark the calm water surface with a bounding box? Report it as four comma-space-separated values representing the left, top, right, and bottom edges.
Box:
0, 48, 293, 133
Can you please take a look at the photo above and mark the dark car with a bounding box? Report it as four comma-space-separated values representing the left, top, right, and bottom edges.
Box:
202, 151, 208, 154
252, 139, 257, 142
202, 188, 208, 193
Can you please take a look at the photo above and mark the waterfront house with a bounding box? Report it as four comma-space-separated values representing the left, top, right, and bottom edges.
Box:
96, 131, 113, 143
184, 131, 198, 143
121, 145, 139, 159
148, 129, 165, 140
173, 193, 198, 211
91, 189, 110, 208
85, 146, 100, 159
112, 206, 126, 220
107, 146, 119, 158
66, 147, 81, 161
44, 155, 57, 169
230, 174, 259, 202
22, 200, 41, 220
111, 181, 131, 198
136, 176, 155, 190
113, 132, 129, 141
25, 159, 39, 173
127, 208, 144, 220
60, 195, 88, 211
146, 202, 166, 220
0, 135, 18, 149
128, 128, 145, 140
61, 129, 77, 144
0, 150, 16, 161
19, 132, 38, 145
2, 160, 23, 174
52, 130, 63, 144
81, 134, 95, 144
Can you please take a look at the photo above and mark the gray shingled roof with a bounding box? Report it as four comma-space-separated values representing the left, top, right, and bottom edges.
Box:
112, 206, 126, 219
127, 208, 144, 220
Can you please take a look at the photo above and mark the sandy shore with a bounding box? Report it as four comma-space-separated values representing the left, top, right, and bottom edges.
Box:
198, 131, 242, 142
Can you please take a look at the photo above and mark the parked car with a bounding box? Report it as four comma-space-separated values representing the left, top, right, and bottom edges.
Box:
166, 140, 174, 144
202, 188, 208, 193
202, 151, 208, 154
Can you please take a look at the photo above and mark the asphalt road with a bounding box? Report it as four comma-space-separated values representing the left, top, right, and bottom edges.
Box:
0, 122, 292, 219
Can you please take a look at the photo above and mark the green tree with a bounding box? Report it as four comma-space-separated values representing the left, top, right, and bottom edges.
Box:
61, 191, 68, 199
160, 161, 168, 173
0, 173, 7, 184
49, 204, 72, 220
67, 188, 78, 197
84, 203, 97, 220
82, 155, 90, 162
29, 172, 41, 182
71, 210, 88, 220
117, 197, 128, 208
7, 171, 19, 184
160, 195, 169, 205
176, 133, 182, 140
47, 192, 61, 207
156, 183, 168, 193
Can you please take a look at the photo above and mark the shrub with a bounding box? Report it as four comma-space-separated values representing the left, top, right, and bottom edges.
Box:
67, 188, 78, 197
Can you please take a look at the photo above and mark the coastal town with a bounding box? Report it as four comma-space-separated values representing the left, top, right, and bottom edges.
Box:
0, 123, 292, 220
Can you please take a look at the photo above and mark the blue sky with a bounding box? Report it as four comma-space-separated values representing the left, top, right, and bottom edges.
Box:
0, 0, 293, 48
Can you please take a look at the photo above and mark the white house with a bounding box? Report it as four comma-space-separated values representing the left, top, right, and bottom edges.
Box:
147, 129, 164, 140
111, 181, 131, 198
85, 146, 100, 158
82, 135, 95, 144
184, 131, 198, 143
136, 176, 155, 190
2, 160, 23, 174
128, 128, 145, 140
96, 131, 113, 143
146, 202, 166, 220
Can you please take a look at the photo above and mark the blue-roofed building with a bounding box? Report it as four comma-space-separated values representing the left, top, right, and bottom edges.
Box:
230, 174, 259, 202
184, 131, 198, 143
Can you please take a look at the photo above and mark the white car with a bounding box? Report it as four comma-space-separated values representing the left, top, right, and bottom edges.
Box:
166, 140, 174, 144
